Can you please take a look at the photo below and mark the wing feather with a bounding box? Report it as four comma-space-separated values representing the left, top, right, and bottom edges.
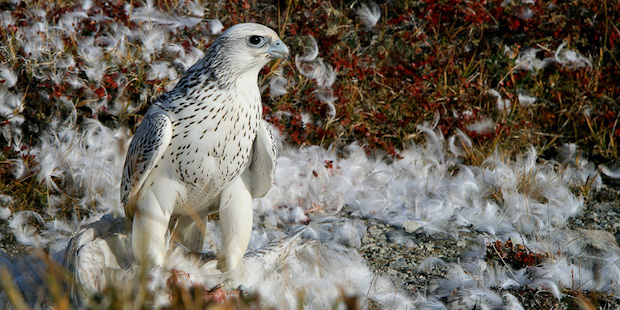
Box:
121, 113, 172, 218
244, 120, 278, 198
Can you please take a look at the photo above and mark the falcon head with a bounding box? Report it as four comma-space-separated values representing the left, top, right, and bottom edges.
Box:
213, 23, 289, 74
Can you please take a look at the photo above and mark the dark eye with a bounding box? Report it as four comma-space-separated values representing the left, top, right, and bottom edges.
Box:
248, 35, 264, 46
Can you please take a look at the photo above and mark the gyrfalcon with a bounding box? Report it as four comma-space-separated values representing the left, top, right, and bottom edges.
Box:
121, 23, 288, 271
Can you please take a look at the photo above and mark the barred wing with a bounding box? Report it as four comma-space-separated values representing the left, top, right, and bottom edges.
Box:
121, 113, 172, 218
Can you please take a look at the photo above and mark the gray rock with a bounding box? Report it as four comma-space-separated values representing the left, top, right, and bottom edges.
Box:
389, 258, 410, 271
425, 243, 435, 251
403, 220, 422, 234
360, 243, 379, 252
579, 229, 620, 252
368, 225, 384, 238
331, 225, 362, 248
386, 230, 418, 245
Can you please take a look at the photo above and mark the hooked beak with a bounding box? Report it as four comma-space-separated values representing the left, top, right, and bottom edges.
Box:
267, 40, 289, 59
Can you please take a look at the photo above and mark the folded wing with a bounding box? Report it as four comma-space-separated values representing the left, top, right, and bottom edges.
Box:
121, 113, 172, 218
244, 120, 278, 198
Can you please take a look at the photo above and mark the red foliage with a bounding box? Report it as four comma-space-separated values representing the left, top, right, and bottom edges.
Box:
486, 239, 545, 270
1, 0, 617, 162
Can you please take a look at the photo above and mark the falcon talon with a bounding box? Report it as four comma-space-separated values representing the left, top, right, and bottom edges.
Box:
237, 284, 248, 297
207, 283, 223, 292
121, 23, 286, 271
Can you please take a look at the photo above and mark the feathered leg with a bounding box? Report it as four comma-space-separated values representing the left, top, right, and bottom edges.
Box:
218, 177, 253, 271
131, 179, 178, 268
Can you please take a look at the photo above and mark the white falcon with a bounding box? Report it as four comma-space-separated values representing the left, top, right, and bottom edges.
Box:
121, 23, 288, 271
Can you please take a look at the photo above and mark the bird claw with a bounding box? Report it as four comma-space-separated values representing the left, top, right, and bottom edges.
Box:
236, 284, 248, 297
203, 286, 240, 304
166, 269, 242, 305
207, 283, 222, 292
167, 268, 193, 289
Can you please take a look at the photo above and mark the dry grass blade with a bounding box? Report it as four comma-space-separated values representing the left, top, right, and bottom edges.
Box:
0, 268, 30, 310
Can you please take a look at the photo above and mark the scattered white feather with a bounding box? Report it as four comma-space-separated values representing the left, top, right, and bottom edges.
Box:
314, 89, 337, 118
0, 11, 15, 27
147, 61, 178, 82
518, 7, 533, 20
601, 165, 620, 179
130, 0, 201, 30
413, 294, 448, 310
356, 2, 381, 28
500, 0, 535, 6
0, 115, 24, 150
466, 118, 495, 135
172, 46, 205, 71
269, 67, 289, 98
448, 129, 472, 157
208, 19, 224, 35
514, 48, 553, 72
517, 92, 536, 105
515, 43, 592, 72
0, 85, 25, 149
36, 151, 65, 192
98, 23, 132, 58
0, 87, 23, 117
78, 37, 107, 81
0, 208, 11, 221
0, 65, 18, 88
556, 143, 602, 188
139, 26, 168, 61
318, 62, 337, 88
0, 194, 12, 207
64, 216, 413, 308
297, 58, 337, 88
297, 35, 319, 62
55, 11, 89, 35
32, 119, 129, 214
488, 89, 511, 112
185, 0, 205, 17
416, 124, 445, 164
0, 196, 11, 220
501, 292, 525, 310
295, 36, 339, 119
23, 23, 49, 59
418, 257, 448, 272
9, 211, 45, 247
530, 255, 605, 294
90, 14, 114, 25
554, 42, 592, 69
82, 0, 93, 11
4, 117, 610, 308
7, 158, 26, 180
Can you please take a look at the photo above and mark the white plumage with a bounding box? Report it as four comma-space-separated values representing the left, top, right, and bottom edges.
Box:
120, 23, 288, 271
